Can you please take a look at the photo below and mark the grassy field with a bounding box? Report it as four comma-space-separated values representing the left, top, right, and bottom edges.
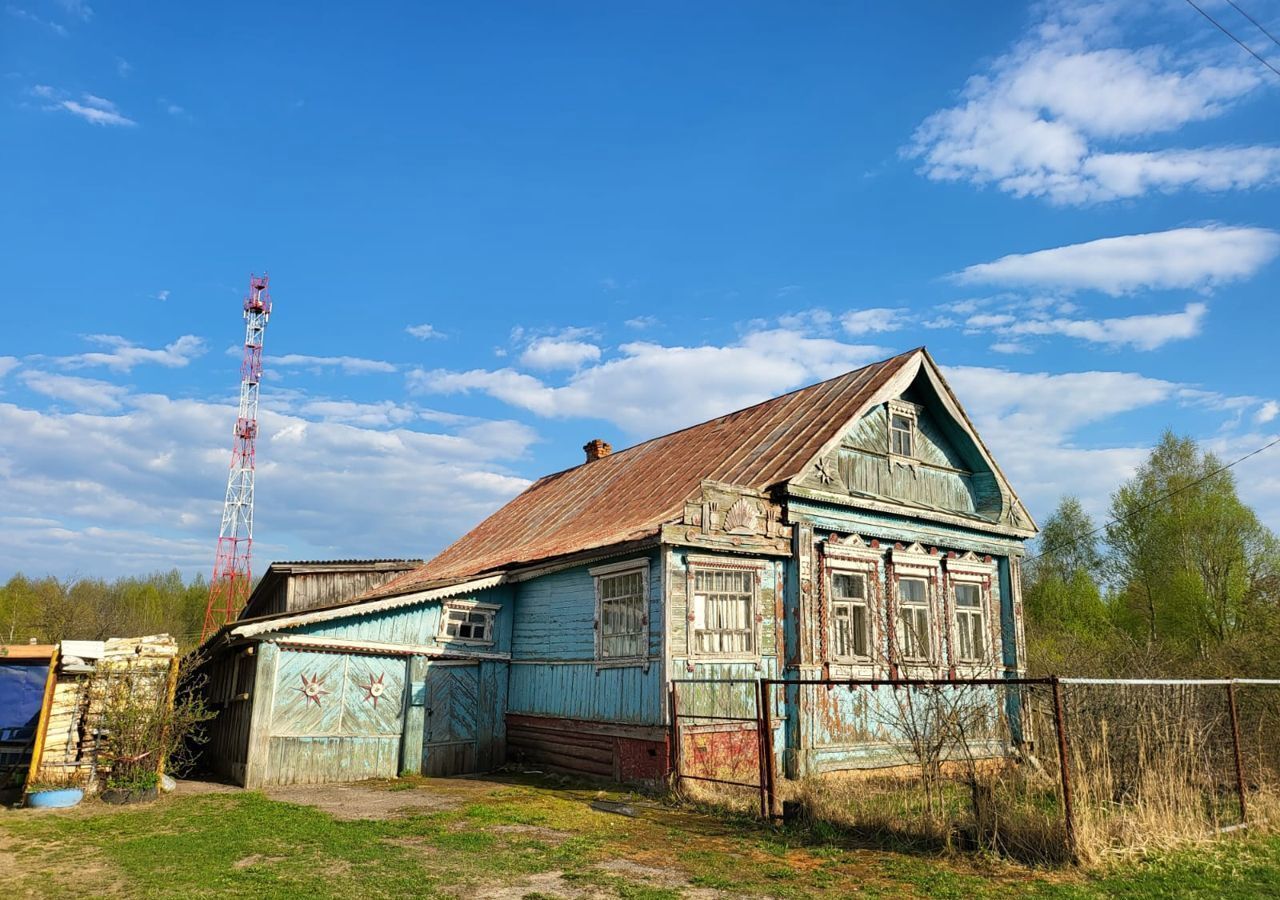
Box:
2, 774, 1280, 898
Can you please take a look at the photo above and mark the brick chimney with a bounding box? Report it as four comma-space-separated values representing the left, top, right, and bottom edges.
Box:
583, 439, 612, 462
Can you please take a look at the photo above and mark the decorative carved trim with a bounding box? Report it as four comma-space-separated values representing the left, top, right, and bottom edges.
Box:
722, 496, 760, 534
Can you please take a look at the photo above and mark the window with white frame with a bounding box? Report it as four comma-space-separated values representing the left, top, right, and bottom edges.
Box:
598, 568, 647, 660
953, 582, 986, 663
691, 567, 756, 656
896, 577, 931, 661
830, 572, 870, 661
888, 401, 917, 458
439, 602, 496, 644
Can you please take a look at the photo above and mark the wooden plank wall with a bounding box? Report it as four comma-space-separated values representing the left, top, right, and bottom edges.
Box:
202, 646, 258, 784
507, 554, 663, 725
287, 570, 416, 614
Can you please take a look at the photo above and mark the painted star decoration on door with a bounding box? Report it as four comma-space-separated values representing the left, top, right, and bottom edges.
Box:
359, 672, 387, 708
296, 672, 330, 706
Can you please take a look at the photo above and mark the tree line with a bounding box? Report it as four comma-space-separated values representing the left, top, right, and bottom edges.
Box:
1024, 431, 1280, 677
0, 570, 210, 648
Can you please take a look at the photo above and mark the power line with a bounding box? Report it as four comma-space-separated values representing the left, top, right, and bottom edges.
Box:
1024, 434, 1280, 567
1184, 0, 1280, 78
1224, 0, 1280, 50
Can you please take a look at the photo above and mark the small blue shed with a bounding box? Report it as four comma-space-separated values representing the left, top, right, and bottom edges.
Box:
199, 347, 1036, 786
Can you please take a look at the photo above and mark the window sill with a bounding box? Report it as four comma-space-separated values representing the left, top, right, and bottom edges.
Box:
594, 657, 651, 672
437, 637, 496, 649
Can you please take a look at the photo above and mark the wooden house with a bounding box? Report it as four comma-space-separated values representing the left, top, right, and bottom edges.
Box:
199, 348, 1036, 786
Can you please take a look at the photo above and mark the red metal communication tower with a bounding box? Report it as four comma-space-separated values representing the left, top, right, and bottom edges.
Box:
201, 274, 273, 641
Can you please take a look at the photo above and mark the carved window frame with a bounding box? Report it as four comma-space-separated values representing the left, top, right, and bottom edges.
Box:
944, 553, 999, 677
887, 399, 920, 463
437, 599, 499, 647
590, 557, 651, 670
886, 543, 942, 676
685, 554, 764, 663
822, 538, 882, 676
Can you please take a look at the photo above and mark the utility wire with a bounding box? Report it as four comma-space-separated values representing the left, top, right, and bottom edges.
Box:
1023, 434, 1280, 567
1224, 0, 1280, 49
1184, 0, 1280, 78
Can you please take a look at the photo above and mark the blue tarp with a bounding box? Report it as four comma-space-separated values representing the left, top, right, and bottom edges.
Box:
0, 662, 50, 772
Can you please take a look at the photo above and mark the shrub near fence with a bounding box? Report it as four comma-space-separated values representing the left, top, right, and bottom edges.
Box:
670, 676, 1280, 866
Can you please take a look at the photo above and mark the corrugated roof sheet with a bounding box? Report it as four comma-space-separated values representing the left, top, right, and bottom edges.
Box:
269, 559, 422, 567
366, 349, 918, 597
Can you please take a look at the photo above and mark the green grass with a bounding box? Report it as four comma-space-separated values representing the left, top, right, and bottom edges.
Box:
1, 774, 1279, 898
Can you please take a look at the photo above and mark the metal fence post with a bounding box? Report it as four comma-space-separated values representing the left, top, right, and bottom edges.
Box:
1227, 680, 1248, 824
762, 679, 778, 820
669, 681, 681, 789
1051, 676, 1077, 858
755, 679, 768, 820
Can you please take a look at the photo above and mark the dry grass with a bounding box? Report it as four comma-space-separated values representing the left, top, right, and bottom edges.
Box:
678, 682, 1280, 869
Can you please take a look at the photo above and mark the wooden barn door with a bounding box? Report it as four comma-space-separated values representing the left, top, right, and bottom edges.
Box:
422, 663, 479, 776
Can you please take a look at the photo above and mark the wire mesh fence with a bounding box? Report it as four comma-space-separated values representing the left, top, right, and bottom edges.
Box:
670, 675, 1280, 864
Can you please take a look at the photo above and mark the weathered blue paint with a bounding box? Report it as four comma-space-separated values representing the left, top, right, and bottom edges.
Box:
788, 498, 1026, 557
260, 648, 407, 785
507, 553, 663, 725
289, 583, 515, 654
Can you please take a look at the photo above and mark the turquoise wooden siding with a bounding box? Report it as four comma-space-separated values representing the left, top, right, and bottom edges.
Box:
841, 404, 1002, 519
264, 648, 407, 785
290, 583, 514, 653
667, 550, 784, 726
507, 553, 663, 725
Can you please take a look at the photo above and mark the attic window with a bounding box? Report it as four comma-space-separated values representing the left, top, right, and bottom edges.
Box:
887, 400, 917, 458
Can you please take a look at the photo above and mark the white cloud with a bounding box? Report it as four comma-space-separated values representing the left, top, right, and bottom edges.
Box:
271, 354, 397, 375
840, 307, 905, 335
55, 0, 91, 21
990, 341, 1032, 355
519, 337, 602, 370
956, 226, 1280, 295
412, 328, 890, 434
406, 323, 443, 340
154, 290, 170, 301
942, 365, 1185, 521
1257, 401, 1280, 425
966, 302, 1207, 351
18, 371, 128, 412
905, 1, 1279, 204
59, 100, 134, 126
625, 316, 658, 330
116, 57, 131, 77
6, 6, 68, 35
0, 386, 536, 577
0, 357, 18, 380
57, 334, 205, 372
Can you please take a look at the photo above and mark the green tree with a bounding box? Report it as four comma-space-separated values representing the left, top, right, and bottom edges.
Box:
1105, 431, 1279, 665
1023, 496, 1112, 673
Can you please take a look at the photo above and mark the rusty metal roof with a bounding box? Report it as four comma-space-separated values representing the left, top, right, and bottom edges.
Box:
366, 349, 918, 596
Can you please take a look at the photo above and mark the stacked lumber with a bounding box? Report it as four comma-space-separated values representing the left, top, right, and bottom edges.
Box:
32, 634, 179, 789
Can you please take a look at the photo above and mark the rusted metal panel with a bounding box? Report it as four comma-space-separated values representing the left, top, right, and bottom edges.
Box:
367, 351, 915, 593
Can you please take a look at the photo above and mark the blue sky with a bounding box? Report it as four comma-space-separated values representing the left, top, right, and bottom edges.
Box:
1, 0, 1278, 578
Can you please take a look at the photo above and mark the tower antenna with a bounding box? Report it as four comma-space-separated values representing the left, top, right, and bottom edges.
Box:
201, 273, 272, 641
